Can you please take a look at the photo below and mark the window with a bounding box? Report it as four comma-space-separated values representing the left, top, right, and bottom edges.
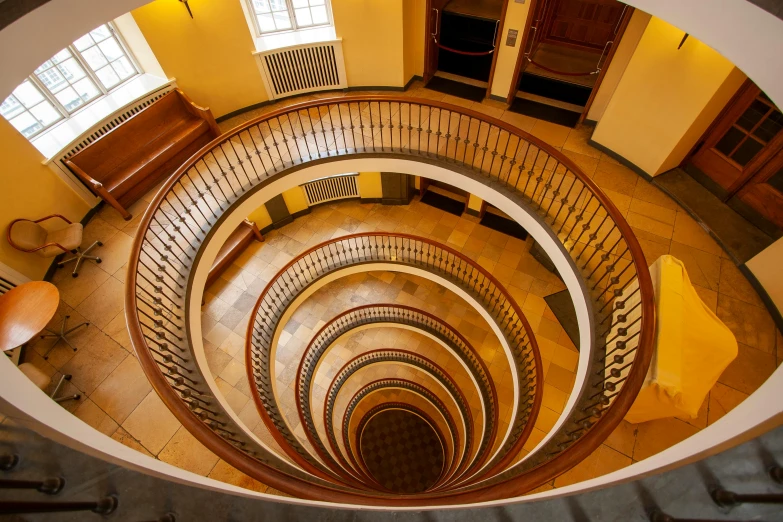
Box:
1, 23, 138, 139
248, 0, 331, 35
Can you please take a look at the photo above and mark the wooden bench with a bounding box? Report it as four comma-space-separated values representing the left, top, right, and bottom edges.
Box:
65, 89, 220, 221
206, 220, 264, 290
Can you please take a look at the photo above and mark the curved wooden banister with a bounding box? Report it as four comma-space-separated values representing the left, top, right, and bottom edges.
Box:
125, 94, 655, 505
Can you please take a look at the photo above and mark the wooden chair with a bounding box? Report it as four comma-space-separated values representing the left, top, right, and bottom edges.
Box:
65, 89, 220, 220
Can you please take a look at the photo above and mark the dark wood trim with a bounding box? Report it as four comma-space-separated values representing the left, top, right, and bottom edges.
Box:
465, 207, 481, 217
505, 0, 540, 105
359, 197, 382, 204
479, 199, 488, 219
579, 6, 634, 124
489, 94, 508, 104
485, 0, 510, 99
681, 79, 756, 168
404, 74, 423, 90
271, 215, 294, 228
588, 138, 653, 181
291, 208, 311, 219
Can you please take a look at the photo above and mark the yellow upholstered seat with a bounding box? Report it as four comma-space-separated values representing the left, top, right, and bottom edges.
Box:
623, 255, 738, 424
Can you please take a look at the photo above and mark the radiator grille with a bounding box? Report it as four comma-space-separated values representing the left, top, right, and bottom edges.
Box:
0, 262, 27, 296
257, 41, 347, 99
0, 276, 15, 296
303, 175, 359, 205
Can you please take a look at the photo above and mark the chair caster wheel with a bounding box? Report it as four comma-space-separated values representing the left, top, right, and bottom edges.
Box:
97, 241, 103, 247
96, 258, 102, 264
74, 394, 81, 400
64, 375, 72, 380
72, 273, 78, 278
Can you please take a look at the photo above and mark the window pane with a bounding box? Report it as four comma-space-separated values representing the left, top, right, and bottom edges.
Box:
9, 112, 42, 138
89, 24, 112, 42
29, 101, 61, 126
295, 7, 313, 26
292, 0, 308, 7
98, 38, 123, 62
715, 126, 745, 157
311, 5, 328, 24
73, 77, 101, 102
81, 47, 108, 70
37, 68, 67, 93
253, 0, 271, 13
257, 14, 277, 32
731, 137, 764, 166
56, 58, 87, 83
95, 66, 121, 89
736, 99, 768, 132
13, 81, 45, 107
54, 86, 83, 112
269, 0, 287, 11
0, 96, 24, 119
73, 34, 95, 51
112, 57, 135, 81
753, 110, 783, 143
51, 49, 71, 64
274, 10, 292, 29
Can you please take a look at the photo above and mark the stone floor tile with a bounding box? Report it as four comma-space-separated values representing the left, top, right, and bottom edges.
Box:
94, 230, 133, 277
718, 258, 765, 308
122, 391, 181, 455
708, 382, 749, 425
73, 398, 119, 436
75, 276, 125, 330
632, 417, 699, 461
718, 342, 775, 395
668, 241, 721, 292
61, 331, 127, 395
208, 459, 268, 492
717, 294, 776, 354
671, 212, 724, 257
530, 120, 571, 148
111, 427, 153, 457
90, 355, 152, 424
563, 125, 601, 159
605, 420, 637, 458
159, 426, 220, 476
554, 444, 631, 487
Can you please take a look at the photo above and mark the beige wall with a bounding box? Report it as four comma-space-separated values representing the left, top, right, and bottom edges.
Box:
586, 10, 651, 123
591, 16, 745, 177
746, 237, 783, 320
358, 172, 383, 199
282, 186, 310, 214
333, 0, 406, 87
490, 0, 533, 100
131, 0, 268, 118
247, 203, 272, 230
0, 119, 91, 280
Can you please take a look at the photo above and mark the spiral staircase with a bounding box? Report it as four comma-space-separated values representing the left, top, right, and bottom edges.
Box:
116, 95, 655, 504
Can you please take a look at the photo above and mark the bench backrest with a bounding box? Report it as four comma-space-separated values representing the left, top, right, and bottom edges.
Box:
67, 90, 198, 181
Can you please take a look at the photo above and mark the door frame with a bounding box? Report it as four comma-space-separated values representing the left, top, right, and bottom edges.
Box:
422, 0, 510, 98
504, 0, 634, 125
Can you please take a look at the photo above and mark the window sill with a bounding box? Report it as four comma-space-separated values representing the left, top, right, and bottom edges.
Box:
32, 74, 173, 162
253, 25, 337, 53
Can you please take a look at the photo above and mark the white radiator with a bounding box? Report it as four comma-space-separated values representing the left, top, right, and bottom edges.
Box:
0, 261, 30, 295
302, 174, 359, 205
255, 40, 347, 99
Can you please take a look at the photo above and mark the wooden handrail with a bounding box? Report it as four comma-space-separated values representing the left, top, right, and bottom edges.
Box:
125, 94, 655, 505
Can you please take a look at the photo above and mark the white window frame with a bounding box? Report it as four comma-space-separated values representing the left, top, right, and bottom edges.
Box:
246, 0, 334, 37
1, 22, 141, 139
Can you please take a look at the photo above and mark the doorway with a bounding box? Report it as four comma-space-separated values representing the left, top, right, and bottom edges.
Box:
686, 80, 783, 233
507, 0, 632, 127
423, 0, 506, 102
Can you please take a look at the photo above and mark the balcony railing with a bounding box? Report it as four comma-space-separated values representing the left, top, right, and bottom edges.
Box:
126, 95, 654, 504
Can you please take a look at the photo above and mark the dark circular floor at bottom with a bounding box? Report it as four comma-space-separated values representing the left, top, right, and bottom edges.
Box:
359, 408, 445, 494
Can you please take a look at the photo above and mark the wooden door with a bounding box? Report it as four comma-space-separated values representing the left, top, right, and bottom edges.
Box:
691, 81, 783, 196
541, 0, 624, 51
735, 149, 783, 228
523, 0, 549, 64
423, 0, 451, 82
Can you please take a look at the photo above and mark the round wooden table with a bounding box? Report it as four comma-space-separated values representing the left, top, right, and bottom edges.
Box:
0, 281, 60, 352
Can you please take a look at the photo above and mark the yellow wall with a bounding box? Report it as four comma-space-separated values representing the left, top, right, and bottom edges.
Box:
333, 0, 405, 87
0, 119, 91, 280
113, 12, 166, 79
247, 203, 272, 230
131, 0, 267, 118
402, 0, 425, 83
358, 172, 383, 199
586, 10, 651, 123
282, 186, 309, 214
591, 17, 744, 176
490, 0, 533, 100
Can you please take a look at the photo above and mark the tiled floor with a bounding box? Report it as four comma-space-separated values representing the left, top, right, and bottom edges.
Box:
13, 83, 781, 499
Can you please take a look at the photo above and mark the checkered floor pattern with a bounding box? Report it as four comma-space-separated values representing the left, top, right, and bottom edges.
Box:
359, 409, 445, 493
